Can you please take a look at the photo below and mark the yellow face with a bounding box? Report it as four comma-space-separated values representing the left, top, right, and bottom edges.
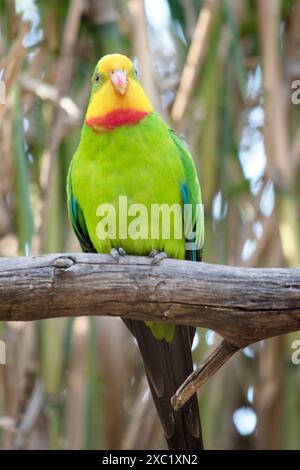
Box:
85, 54, 153, 122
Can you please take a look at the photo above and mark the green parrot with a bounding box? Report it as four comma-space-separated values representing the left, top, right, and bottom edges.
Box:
67, 54, 204, 449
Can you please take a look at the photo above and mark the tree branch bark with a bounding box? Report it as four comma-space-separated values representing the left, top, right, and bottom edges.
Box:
1, 253, 300, 349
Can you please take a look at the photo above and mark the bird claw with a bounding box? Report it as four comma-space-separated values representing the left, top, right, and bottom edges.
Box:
110, 247, 126, 262
117, 247, 126, 257
149, 250, 167, 265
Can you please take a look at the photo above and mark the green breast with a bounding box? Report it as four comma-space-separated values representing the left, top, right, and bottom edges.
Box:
71, 113, 186, 259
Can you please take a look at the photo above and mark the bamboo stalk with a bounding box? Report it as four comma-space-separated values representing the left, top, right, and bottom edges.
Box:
37, 0, 84, 253
128, 0, 162, 113
171, 0, 218, 130
257, 0, 291, 185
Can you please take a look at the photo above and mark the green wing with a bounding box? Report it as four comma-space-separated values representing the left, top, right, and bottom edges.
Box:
67, 162, 96, 253
170, 130, 204, 261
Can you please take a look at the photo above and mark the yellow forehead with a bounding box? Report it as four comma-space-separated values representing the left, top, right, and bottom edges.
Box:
97, 54, 133, 74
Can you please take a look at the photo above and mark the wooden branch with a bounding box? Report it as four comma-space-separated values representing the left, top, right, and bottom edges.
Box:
1, 253, 300, 409
172, 340, 240, 410
1, 253, 300, 348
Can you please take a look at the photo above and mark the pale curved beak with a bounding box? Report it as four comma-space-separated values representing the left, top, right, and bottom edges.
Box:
110, 69, 128, 95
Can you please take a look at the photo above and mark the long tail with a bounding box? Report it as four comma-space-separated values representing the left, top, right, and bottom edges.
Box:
123, 319, 203, 450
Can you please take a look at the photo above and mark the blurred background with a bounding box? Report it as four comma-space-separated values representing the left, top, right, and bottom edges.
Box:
0, 0, 300, 450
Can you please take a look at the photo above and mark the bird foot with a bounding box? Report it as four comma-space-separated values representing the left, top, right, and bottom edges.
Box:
149, 250, 167, 265
110, 247, 126, 262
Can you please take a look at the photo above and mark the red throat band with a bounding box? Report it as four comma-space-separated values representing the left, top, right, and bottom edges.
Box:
86, 108, 149, 131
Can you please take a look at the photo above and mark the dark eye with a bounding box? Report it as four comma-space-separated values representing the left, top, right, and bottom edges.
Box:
94, 73, 100, 84
133, 65, 139, 78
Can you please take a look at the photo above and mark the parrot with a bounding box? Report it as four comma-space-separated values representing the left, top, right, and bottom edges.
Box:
67, 54, 204, 450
